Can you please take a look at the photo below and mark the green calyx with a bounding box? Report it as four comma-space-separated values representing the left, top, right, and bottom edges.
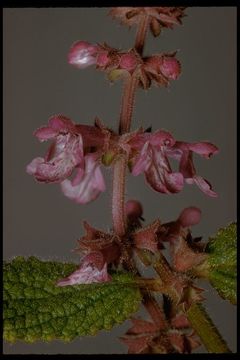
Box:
3, 256, 142, 343
102, 151, 115, 166
200, 223, 237, 304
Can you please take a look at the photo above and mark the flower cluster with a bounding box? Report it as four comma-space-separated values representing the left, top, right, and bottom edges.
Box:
27, 117, 218, 204
68, 41, 181, 88
26, 6, 218, 287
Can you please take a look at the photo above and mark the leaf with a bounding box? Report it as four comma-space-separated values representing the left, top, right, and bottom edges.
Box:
3, 256, 142, 343
205, 223, 237, 304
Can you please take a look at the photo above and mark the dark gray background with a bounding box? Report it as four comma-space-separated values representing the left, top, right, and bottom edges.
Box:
3, 7, 236, 354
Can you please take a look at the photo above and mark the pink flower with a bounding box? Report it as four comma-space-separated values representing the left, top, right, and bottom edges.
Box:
27, 115, 107, 204
129, 130, 218, 197
167, 141, 219, 197
26, 115, 84, 183
68, 41, 100, 69
129, 130, 184, 194
56, 252, 111, 286
61, 154, 106, 204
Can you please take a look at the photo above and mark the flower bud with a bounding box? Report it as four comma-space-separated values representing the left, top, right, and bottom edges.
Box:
96, 51, 110, 67
68, 41, 99, 69
125, 200, 143, 221
178, 207, 201, 228
160, 56, 181, 80
119, 53, 138, 72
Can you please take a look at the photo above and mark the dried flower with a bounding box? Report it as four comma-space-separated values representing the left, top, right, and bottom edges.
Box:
109, 7, 186, 37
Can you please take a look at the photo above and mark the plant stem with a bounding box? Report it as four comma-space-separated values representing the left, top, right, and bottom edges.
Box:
187, 303, 231, 353
142, 292, 168, 330
111, 14, 173, 352
139, 250, 231, 353
112, 155, 127, 236
135, 14, 149, 55
112, 17, 148, 234
118, 74, 139, 135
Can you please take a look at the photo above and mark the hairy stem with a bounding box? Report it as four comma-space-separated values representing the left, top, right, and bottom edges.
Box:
142, 292, 168, 330
112, 17, 148, 234
135, 14, 149, 55
138, 250, 231, 353
118, 13, 149, 134
118, 73, 139, 135
187, 303, 231, 353
112, 13, 173, 352
112, 155, 127, 236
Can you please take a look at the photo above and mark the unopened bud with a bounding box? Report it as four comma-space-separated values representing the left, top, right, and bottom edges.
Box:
178, 207, 201, 228
160, 56, 181, 80
68, 41, 99, 69
125, 200, 143, 221
119, 53, 138, 72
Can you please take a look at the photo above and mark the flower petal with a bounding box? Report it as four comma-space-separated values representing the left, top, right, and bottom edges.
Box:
187, 142, 219, 158
34, 126, 58, 142
145, 155, 184, 194
193, 176, 218, 197
56, 258, 111, 286
48, 115, 75, 132
61, 154, 106, 204
132, 142, 152, 176
150, 129, 175, 147
27, 135, 84, 183
26, 157, 44, 175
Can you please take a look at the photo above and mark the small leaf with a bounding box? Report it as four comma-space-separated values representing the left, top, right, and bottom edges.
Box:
204, 223, 237, 304
3, 257, 142, 343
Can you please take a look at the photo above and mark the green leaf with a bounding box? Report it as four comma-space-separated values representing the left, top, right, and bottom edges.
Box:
205, 223, 237, 304
3, 256, 142, 343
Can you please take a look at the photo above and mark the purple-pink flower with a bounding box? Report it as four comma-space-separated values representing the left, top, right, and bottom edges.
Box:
129, 130, 184, 194
128, 130, 218, 197
167, 141, 219, 197
68, 41, 100, 69
27, 115, 107, 204
61, 153, 106, 204
56, 252, 111, 286
26, 115, 84, 183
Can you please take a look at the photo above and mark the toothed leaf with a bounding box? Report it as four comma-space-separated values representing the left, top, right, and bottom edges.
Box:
205, 223, 237, 304
3, 256, 141, 343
